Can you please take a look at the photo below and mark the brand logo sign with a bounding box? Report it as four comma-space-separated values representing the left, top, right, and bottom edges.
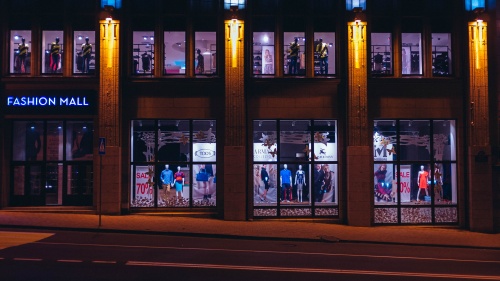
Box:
193, 143, 216, 162
7, 96, 90, 107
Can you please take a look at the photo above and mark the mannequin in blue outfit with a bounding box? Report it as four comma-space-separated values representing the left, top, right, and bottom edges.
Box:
160, 164, 174, 200
280, 164, 293, 202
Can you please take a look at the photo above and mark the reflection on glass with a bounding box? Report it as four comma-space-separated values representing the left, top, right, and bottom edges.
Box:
66, 122, 94, 161
280, 120, 310, 162
371, 33, 392, 75
374, 163, 396, 205
253, 164, 277, 206
433, 163, 457, 204
47, 121, 63, 161
314, 32, 335, 75
398, 120, 430, 161
164, 31, 186, 75
11, 30, 31, 74
284, 32, 305, 75
13, 166, 26, 195
29, 165, 42, 196
42, 30, 64, 74
45, 163, 62, 205
131, 120, 156, 162
433, 120, 456, 161
192, 164, 216, 207
13, 121, 44, 161
402, 33, 422, 75
195, 32, 216, 75
74, 31, 95, 74
253, 32, 275, 75
432, 33, 452, 76
132, 31, 154, 75
131, 165, 155, 207
253, 120, 277, 162
67, 164, 93, 195
157, 120, 190, 162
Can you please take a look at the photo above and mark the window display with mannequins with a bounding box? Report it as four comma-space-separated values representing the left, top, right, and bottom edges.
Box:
42, 31, 63, 74
11, 31, 32, 73
315, 164, 336, 204
158, 164, 174, 203
74, 32, 96, 74
416, 165, 430, 203
132, 31, 154, 75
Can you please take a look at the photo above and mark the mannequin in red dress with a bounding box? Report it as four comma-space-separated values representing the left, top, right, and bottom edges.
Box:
416, 165, 429, 202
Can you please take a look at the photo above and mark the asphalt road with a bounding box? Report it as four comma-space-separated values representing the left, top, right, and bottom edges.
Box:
0, 229, 499, 281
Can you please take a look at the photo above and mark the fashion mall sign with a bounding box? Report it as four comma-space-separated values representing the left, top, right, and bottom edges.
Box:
6, 96, 90, 107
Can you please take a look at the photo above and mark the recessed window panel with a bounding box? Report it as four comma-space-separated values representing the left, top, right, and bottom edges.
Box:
164, 31, 186, 75
10, 30, 31, 74
432, 33, 452, 76
74, 31, 96, 74
253, 32, 275, 75
284, 32, 305, 76
195, 32, 216, 75
314, 32, 335, 76
398, 120, 430, 161
132, 31, 154, 75
371, 33, 392, 75
42, 30, 64, 74
402, 33, 422, 75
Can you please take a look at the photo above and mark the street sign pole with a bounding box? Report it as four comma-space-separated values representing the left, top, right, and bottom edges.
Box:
98, 137, 106, 227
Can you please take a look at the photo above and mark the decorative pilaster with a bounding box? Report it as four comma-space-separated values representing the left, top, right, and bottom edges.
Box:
224, 19, 246, 220
467, 20, 493, 232
346, 21, 372, 226
98, 19, 121, 215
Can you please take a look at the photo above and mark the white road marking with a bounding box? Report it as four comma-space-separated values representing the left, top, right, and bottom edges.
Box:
126, 261, 500, 280
37, 241, 500, 264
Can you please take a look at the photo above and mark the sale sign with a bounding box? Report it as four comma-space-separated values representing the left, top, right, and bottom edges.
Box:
399, 165, 411, 202
135, 165, 154, 199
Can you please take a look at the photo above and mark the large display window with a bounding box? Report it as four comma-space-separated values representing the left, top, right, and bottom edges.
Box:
402, 33, 422, 75
164, 31, 186, 75
373, 119, 458, 224
42, 30, 64, 74
130, 119, 217, 208
253, 120, 338, 218
73, 31, 96, 74
195, 32, 216, 75
10, 120, 94, 206
132, 31, 154, 75
10, 30, 31, 74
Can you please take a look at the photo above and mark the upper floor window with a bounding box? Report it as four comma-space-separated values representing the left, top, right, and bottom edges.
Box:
253, 32, 275, 75
164, 31, 186, 75
74, 31, 96, 75
432, 33, 452, 77
132, 31, 154, 76
10, 30, 31, 74
284, 32, 305, 76
314, 32, 335, 76
371, 33, 392, 75
42, 30, 64, 74
402, 33, 422, 75
195, 32, 216, 75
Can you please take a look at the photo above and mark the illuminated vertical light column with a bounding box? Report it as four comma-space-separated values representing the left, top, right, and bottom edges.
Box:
347, 21, 368, 145
468, 20, 488, 145
99, 19, 120, 146
224, 19, 244, 145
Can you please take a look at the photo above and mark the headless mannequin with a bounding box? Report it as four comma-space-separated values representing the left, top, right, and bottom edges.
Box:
417, 165, 429, 202
18, 38, 28, 73
295, 165, 306, 202
81, 37, 92, 73
50, 37, 61, 73
280, 164, 293, 202
174, 166, 185, 202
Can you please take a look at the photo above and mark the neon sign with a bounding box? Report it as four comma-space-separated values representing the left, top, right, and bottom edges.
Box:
7, 96, 89, 107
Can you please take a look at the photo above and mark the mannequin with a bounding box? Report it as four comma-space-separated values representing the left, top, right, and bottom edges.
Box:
141, 52, 151, 72
18, 38, 29, 73
374, 164, 391, 202
197, 164, 210, 202
434, 164, 443, 201
160, 164, 174, 200
174, 166, 185, 202
260, 165, 270, 201
196, 49, 204, 74
294, 165, 306, 202
316, 38, 328, 74
50, 37, 61, 73
81, 37, 92, 73
280, 164, 292, 202
288, 37, 299, 75
417, 165, 429, 202
264, 48, 273, 74
314, 164, 325, 202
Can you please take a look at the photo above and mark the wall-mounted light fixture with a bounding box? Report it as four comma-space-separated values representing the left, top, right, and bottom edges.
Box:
227, 17, 242, 68
465, 0, 485, 11
346, 0, 366, 11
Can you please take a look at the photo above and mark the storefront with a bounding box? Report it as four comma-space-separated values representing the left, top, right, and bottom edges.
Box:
2, 90, 97, 207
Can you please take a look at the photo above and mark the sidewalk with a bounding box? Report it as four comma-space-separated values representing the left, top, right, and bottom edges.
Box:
1, 211, 499, 249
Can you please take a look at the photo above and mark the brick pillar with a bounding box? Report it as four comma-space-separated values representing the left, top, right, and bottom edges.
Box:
97, 20, 121, 215
346, 21, 372, 226
224, 19, 246, 221
467, 21, 494, 232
